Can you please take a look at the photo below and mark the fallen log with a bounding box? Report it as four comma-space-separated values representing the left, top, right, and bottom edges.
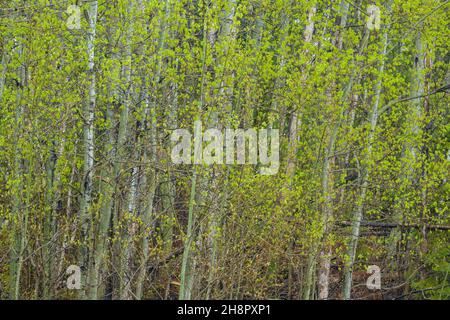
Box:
337, 221, 450, 231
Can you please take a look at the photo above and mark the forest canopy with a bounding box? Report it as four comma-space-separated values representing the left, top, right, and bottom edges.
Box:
0, 0, 449, 300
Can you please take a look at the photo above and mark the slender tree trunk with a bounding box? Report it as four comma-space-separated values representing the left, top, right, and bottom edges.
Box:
117, 1, 135, 300
43, 144, 57, 299
286, 5, 316, 177
78, 0, 98, 298
388, 27, 426, 292
179, 2, 211, 299
134, 104, 157, 298
9, 41, 26, 300
135, 0, 171, 299
343, 31, 389, 299
316, 5, 370, 299
206, 0, 236, 300
87, 1, 121, 299
0, 45, 8, 103
281, 4, 316, 299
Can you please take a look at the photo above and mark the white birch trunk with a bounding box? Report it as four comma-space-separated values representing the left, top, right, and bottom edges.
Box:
78, 0, 98, 298
343, 31, 389, 299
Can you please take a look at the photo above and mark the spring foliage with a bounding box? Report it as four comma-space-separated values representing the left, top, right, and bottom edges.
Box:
0, 0, 448, 300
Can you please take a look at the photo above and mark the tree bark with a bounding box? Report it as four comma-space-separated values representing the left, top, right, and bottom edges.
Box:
343, 30, 389, 299
78, 0, 98, 298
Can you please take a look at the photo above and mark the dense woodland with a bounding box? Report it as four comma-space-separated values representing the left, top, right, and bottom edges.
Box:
0, 0, 449, 300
